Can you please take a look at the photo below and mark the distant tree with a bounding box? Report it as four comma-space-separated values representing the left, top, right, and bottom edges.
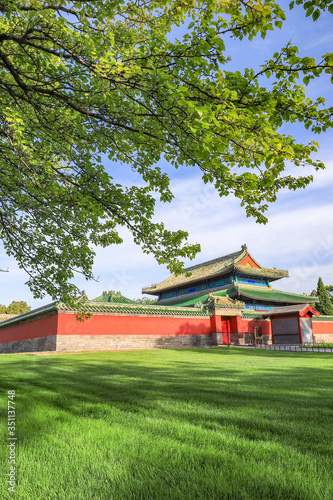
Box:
134, 297, 157, 305
325, 285, 333, 305
315, 278, 333, 316
5, 301, 31, 314
0, 304, 6, 313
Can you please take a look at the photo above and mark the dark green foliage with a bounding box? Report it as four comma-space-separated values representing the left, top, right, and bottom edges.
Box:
134, 297, 157, 305
0, 1, 332, 304
325, 285, 333, 304
0, 300, 30, 314
316, 277, 333, 315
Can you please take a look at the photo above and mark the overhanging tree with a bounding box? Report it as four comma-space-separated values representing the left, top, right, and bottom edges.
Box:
0, 0, 332, 305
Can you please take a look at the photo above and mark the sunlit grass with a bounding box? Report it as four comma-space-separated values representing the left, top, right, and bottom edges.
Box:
0, 348, 332, 499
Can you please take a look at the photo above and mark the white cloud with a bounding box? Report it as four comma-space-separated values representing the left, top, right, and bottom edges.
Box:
1, 6, 333, 309
1, 156, 332, 309
2, 163, 332, 308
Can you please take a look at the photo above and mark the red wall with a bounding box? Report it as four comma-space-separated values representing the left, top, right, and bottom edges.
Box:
312, 321, 333, 335
231, 316, 272, 336
210, 315, 222, 332
8, 310, 331, 348
0, 314, 58, 343
57, 313, 212, 337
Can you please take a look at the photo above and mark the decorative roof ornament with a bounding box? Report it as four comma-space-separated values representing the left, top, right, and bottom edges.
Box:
203, 293, 244, 310
241, 244, 248, 251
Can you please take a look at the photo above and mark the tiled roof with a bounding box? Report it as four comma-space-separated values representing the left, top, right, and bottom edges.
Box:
262, 304, 319, 317
0, 302, 58, 328
142, 246, 288, 294
157, 282, 315, 308
143, 248, 245, 294
241, 311, 264, 319
89, 291, 136, 304
234, 265, 288, 280
167, 289, 230, 307
312, 315, 333, 322
231, 285, 317, 304
0, 299, 209, 331
205, 294, 244, 309
59, 302, 209, 317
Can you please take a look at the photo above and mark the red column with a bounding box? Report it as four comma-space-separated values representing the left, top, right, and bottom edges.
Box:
298, 316, 303, 344
210, 315, 223, 345
221, 319, 229, 345
210, 315, 222, 333
310, 318, 314, 343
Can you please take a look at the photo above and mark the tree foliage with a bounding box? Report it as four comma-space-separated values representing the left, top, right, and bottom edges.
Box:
315, 277, 333, 316
0, 1, 332, 305
0, 300, 31, 314
325, 285, 333, 304
134, 297, 157, 305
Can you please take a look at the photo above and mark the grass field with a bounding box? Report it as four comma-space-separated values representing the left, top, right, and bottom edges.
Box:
1, 348, 332, 500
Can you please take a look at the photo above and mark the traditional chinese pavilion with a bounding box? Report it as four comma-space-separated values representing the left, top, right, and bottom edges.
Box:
142, 244, 316, 311
0, 245, 332, 353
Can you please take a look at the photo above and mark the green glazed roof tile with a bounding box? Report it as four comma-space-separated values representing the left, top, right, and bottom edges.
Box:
0, 302, 58, 329
142, 246, 288, 294
312, 315, 333, 321
231, 284, 317, 304
143, 250, 244, 294
234, 265, 288, 279
167, 289, 230, 307
0, 299, 210, 331
241, 311, 264, 319
58, 302, 210, 317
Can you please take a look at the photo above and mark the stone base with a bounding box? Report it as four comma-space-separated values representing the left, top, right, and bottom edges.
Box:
0, 335, 57, 353
0, 314, 18, 323
313, 334, 333, 343
232, 333, 272, 346
56, 334, 212, 352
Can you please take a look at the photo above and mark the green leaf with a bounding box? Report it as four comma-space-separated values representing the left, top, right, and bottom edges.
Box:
0, 0, 330, 304
312, 9, 321, 20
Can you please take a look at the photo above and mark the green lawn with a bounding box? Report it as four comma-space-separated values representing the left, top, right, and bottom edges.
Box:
1, 348, 332, 500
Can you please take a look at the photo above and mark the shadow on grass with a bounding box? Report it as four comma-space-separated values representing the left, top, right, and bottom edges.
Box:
1, 348, 333, 499
1, 348, 332, 440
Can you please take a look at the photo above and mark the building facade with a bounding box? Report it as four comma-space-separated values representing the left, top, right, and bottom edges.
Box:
143, 244, 316, 311
0, 247, 332, 353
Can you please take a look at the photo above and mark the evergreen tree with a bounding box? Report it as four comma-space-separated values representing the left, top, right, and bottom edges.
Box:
325, 285, 333, 305
316, 278, 333, 316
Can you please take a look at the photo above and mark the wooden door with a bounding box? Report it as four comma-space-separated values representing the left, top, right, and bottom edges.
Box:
221, 319, 229, 345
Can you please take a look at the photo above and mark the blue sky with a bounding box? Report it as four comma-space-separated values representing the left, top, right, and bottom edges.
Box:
0, 1, 332, 307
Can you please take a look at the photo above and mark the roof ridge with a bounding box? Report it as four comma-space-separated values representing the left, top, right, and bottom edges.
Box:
182, 248, 245, 273
261, 286, 316, 298
60, 301, 206, 312
234, 264, 288, 274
